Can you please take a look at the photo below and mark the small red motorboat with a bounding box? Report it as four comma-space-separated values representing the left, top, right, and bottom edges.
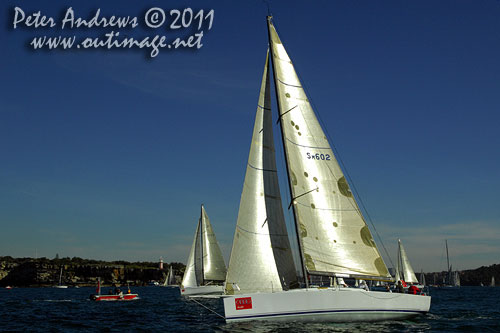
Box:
90, 278, 139, 301
90, 293, 139, 301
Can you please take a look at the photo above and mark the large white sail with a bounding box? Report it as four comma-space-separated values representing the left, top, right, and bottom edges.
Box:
201, 205, 227, 282
398, 239, 418, 283
181, 219, 202, 288
267, 18, 390, 279
225, 51, 297, 295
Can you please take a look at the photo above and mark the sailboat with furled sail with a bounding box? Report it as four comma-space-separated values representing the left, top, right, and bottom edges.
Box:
222, 16, 431, 322
180, 205, 227, 296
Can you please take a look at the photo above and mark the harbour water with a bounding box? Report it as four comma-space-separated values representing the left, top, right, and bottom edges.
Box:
1, 286, 499, 332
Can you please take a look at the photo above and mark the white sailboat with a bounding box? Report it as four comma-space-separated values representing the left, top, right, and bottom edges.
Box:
54, 266, 68, 288
180, 205, 227, 296
442, 239, 460, 288
222, 16, 431, 322
162, 265, 177, 287
396, 239, 422, 288
419, 270, 426, 287
490, 276, 495, 287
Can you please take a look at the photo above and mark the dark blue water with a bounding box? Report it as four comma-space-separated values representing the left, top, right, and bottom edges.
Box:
0, 286, 499, 332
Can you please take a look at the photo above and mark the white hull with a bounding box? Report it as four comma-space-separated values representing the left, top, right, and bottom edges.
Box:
224, 287, 430, 322
180, 285, 224, 296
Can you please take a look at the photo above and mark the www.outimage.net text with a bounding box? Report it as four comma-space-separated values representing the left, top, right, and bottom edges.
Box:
12, 6, 214, 58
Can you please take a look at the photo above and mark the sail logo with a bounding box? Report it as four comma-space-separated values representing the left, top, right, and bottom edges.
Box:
235, 297, 252, 310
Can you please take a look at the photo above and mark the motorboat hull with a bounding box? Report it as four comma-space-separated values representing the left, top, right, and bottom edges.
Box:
90, 293, 139, 301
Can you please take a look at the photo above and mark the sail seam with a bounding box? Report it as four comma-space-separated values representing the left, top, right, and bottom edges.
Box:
248, 163, 277, 173
236, 225, 291, 237
257, 104, 272, 110
285, 137, 331, 150
277, 77, 302, 88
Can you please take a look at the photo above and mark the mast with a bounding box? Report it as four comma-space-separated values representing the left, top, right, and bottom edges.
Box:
200, 204, 204, 285
266, 15, 308, 288
396, 240, 402, 281
444, 239, 450, 271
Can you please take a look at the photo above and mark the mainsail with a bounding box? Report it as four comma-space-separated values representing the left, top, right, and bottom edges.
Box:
398, 239, 418, 283
201, 205, 227, 282
225, 51, 297, 295
267, 17, 390, 280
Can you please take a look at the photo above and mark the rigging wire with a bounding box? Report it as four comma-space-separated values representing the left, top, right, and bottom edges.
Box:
188, 297, 226, 319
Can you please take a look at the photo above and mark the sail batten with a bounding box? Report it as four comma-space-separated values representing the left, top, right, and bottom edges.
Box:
267, 17, 390, 279
225, 51, 297, 295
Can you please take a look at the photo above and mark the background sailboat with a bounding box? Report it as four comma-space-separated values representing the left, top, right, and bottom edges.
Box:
180, 205, 226, 296
441, 240, 460, 288
162, 265, 177, 287
53, 266, 68, 289
396, 239, 422, 289
419, 270, 426, 287
222, 16, 431, 322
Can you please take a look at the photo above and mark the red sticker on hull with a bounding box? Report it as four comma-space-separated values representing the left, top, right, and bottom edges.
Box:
235, 297, 252, 310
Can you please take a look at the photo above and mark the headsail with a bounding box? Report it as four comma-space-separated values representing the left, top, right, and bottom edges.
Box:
225, 51, 297, 295
267, 17, 390, 279
398, 239, 418, 283
181, 219, 203, 288
201, 205, 227, 282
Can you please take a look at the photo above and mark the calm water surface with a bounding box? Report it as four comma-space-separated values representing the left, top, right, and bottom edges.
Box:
1, 286, 499, 332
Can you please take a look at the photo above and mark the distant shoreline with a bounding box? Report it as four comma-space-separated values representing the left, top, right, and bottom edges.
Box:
0, 256, 185, 288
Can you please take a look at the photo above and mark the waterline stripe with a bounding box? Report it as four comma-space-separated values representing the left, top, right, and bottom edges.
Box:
226, 309, 426, 321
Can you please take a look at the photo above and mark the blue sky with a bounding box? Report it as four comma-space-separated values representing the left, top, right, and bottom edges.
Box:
1, 0, 499, 273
